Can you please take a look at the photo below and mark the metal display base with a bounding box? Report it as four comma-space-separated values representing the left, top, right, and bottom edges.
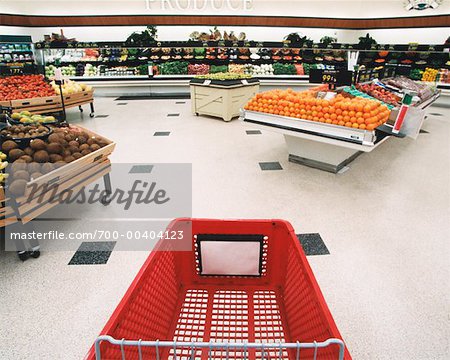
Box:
285, 135, 363, 173
242, 110, 390, 173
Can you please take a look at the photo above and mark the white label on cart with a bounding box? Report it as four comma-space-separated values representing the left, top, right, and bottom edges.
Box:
203, 80, 211, 85
200, 241, 261, 276
241, 79, 249, 85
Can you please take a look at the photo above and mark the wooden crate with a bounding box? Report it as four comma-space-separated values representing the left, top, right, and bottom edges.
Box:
9, 95, 62, 115
0, 100, 10, 108
190, 82, 259, 122
7, 90, 95, 115
0, 125, 115, 227
63, 90, 93, 105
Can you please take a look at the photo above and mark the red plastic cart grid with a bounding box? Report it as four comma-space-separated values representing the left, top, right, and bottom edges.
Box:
85, 218, 351, 360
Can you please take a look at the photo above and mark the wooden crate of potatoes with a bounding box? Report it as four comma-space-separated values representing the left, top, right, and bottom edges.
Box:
0, 125, 115, 227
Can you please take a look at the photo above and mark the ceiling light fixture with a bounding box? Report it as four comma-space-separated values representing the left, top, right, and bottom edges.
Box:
404, 0, 442, 11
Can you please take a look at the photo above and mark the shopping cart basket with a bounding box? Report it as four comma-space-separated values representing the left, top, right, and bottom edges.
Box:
86, 218, 351, 360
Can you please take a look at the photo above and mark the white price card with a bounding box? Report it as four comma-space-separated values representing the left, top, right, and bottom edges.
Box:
241, 79, 249, 85
54, 68, 62, 81
204, 80, 211, 85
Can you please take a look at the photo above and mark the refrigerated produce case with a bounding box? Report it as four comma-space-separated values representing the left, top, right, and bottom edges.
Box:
0, 35, 37, 76
241, 80, 440, 173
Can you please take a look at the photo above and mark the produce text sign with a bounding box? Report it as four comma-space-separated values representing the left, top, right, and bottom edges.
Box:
145, 0, 253, 11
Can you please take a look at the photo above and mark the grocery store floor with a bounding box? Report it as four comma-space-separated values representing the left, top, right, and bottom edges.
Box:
1, 97, 449, 360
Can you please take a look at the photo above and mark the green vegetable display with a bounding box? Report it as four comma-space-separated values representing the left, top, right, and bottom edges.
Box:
409, 68, 423, 81
158, 61, 188, 75
193, 48, 206, 57
302, 63, 311, 75
273, 63, 296, 75
210, 65, 229, 73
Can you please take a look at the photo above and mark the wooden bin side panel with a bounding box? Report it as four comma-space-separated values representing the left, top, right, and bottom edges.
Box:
10, 95, 61, 108
20, 160, 111, 223
191, 84, 259, 122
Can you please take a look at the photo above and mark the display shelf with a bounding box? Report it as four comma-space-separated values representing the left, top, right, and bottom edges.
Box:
242, 110, 378, 146
35, 40, 448, 52
69, 75, 149, 81
0, 35, 36, 75
416, 90, 441, 109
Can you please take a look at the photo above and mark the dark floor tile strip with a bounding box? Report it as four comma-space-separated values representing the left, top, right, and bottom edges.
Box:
259, 162, 283, 171
246, 130, 262, 135
95, 115, 109, 118
167, 113, 180, 117
296, 234, 330, 256
129, 165, 153, 174
154, 131, 171, 136
116, 103, 128, 105
68, 241, 116, 265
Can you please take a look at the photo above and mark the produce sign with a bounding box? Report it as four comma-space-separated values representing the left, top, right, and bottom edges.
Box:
244, 88, 391, 131
0, 75, 56, 101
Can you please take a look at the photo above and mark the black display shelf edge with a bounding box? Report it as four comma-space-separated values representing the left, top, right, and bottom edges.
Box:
34, 41, 448, 52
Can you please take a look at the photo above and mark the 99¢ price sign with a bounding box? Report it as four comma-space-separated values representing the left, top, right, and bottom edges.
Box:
322, 72, 337, 84
309, 69, 353, 88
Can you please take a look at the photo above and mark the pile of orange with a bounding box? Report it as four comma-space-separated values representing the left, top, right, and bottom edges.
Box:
244, 88, 391, 131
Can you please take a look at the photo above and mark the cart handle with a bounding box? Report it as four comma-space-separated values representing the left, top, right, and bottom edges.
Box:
94, 335, 345, 360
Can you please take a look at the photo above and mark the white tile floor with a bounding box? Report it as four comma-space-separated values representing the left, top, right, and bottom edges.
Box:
1, 97, 449, 359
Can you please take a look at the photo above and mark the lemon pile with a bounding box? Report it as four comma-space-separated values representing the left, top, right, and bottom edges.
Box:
11, 111, 56, 124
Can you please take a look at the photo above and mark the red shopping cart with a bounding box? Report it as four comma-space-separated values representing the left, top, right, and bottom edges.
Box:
86, 218, 351, 360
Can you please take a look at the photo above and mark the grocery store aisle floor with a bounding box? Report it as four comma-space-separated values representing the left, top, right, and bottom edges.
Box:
1, 97, 449, 360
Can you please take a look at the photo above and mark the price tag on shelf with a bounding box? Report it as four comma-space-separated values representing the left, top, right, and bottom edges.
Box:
309, 69, 353, 86
241, 79, 249, 85
54, 68, 63, 81
203, 80, 211, 85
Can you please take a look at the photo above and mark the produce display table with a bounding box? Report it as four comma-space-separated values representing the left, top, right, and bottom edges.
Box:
190, 78, 259, 122
2, 90, 95, 117
242, 88, 440, 173
0, 125, 115, 259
